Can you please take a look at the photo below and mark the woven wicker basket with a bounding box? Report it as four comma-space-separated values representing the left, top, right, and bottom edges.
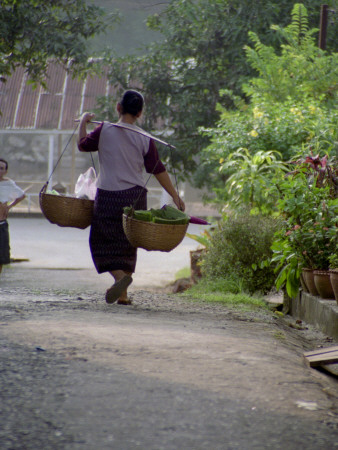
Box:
123, 214, 188, 252
39, 184, 94, 229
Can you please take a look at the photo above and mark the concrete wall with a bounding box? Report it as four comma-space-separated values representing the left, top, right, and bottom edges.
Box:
290, 291, 338, 341
0, 132, 92, 185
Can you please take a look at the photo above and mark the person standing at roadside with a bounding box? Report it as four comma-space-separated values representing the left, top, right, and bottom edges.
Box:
77, 90, 185, 305
0, 159, 26, 274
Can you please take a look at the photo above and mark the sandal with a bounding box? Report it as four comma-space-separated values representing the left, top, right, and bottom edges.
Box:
105, 275, 133, 304
117, 298, 132, 305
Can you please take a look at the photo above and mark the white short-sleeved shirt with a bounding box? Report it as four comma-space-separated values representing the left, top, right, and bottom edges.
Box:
0, 179, 25, 203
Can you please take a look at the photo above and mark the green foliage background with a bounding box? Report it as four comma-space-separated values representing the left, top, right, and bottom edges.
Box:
92, 0, 337, 182
199, 4, 337, 198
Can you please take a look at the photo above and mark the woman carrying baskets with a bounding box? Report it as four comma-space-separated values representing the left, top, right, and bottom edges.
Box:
77, 90, 185, 305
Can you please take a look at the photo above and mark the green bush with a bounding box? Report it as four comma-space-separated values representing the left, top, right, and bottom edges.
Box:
197, 4, 337, 193
202, 211, 281, 294
198, 96, 337, 195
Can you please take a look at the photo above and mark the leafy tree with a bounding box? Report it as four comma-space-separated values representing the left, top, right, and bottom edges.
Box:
98, 0, 335, 180
243, 4, 338, 106
199, 4, 337, 194
0, 0, 119, 84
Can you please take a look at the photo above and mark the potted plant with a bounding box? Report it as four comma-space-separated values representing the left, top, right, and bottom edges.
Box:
272, 153, 337, 298
312, 219, 337, 300
281, 197, 337, 298
329, 254, 338, 303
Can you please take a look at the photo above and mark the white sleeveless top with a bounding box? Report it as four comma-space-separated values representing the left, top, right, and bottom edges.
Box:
0, 179, 25, 203
97, 122, 150, 191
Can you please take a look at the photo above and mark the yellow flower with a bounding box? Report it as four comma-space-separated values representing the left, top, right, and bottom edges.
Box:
290, 107, 304, 118
308, 105, 316, 114
219, 157, 224, 164
253, 107, 264, 119
249, 130, 259, 137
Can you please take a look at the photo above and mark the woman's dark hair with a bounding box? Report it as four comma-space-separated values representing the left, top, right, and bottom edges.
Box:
0, 158, 8, 170
120, 90, 144, 116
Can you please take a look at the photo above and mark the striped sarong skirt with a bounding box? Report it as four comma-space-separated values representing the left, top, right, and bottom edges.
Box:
89, 186, 147, 274
0, 221, 10, 265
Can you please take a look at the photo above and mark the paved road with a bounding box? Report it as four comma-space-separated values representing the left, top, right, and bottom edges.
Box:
1, 217, 338, 450
4, 217, 203, 293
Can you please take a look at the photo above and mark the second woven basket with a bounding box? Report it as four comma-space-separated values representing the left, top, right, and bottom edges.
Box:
39, 184, 94, 229
123, 214, 188, 252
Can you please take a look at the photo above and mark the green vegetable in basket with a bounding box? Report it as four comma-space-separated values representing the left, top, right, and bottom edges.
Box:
123, 207, 153, 222
134, 211, 153, 222
161, 205, 189, 221
150, 205, 189, 223
123, 204, 189, 224
153, 216, 188, 225
123, 206, 133, 216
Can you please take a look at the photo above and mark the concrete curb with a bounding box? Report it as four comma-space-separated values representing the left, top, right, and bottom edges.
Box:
289, 291, 338, 341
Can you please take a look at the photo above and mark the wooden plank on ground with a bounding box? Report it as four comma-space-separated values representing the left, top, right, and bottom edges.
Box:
321, 364, 338, 376
304, 346, 338, 367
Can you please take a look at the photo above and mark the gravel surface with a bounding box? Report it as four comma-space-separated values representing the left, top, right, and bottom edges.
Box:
1, 272, 338, 450
0, 218, 337, 449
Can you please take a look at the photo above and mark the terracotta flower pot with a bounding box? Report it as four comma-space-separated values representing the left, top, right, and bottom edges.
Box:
314, 270, 335, 300
330, 269, 338, 304
302, 268, 319, 296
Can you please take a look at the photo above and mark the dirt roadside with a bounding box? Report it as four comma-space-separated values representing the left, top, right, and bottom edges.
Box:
1, 265, 338, 450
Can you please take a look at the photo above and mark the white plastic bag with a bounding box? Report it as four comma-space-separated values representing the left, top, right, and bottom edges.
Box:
75, 167, 97, 200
